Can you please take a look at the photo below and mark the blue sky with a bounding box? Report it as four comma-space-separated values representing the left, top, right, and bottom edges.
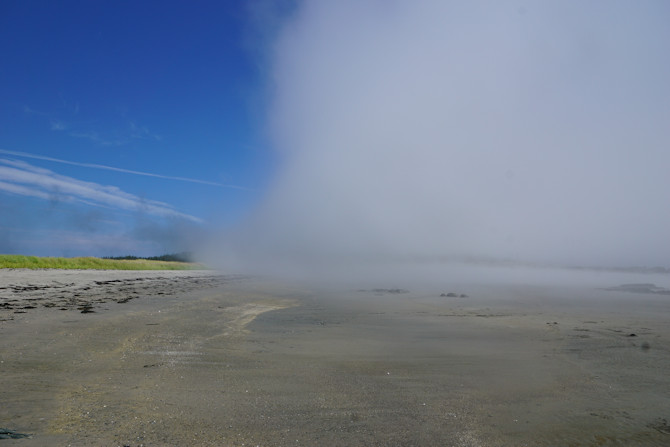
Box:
1, 1, 282, 256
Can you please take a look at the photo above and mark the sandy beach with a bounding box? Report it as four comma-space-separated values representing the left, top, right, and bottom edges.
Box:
1, 268, 669, 446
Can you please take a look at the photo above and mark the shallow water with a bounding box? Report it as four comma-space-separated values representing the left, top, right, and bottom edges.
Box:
1, 268, 669, 446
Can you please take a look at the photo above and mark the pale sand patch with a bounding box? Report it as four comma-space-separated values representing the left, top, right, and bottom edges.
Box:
218, 300, 296, 336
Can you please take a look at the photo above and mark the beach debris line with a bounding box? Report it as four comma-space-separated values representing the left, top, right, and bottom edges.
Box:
0, 274, 241, 316
648, 418, 670, 435
603, 283, 670, 295
78, 304, 95, 314
0, 428, 31, 439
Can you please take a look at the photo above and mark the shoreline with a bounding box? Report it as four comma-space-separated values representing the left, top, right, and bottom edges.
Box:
0, 269, 240, 320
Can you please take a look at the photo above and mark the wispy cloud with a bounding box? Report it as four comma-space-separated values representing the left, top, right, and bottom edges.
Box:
69, 121, 163, 145
30, 230, 142, 253
23, 103, 164, 146
68, 130, 126, 146
0, 180, 51, 201
6, 228, 164, 257
22, 105, 49, 116
0, 149, 249, 189
0, 158, 203, 223
50, 120, 67, 131
129, 121, 162, 141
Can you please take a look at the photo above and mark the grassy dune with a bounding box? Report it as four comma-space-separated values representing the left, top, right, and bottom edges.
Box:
0, 255, 205, 270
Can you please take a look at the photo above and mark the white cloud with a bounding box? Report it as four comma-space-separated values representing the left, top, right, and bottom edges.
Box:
0, 148, 246, 189
0, 158, 202, 223
0, 180, 51, 201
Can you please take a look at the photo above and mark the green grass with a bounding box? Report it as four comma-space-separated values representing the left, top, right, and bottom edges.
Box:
0, 255, 206, 270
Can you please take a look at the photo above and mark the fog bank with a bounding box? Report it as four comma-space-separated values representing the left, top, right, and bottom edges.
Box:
216, 1, 670, 277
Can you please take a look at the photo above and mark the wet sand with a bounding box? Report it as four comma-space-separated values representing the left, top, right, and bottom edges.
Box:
1, 268, 669, 446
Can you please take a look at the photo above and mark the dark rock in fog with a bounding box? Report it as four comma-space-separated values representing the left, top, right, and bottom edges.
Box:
441, 292, 468, 298
359, 288, 409, 295
604, 283, 670, 295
